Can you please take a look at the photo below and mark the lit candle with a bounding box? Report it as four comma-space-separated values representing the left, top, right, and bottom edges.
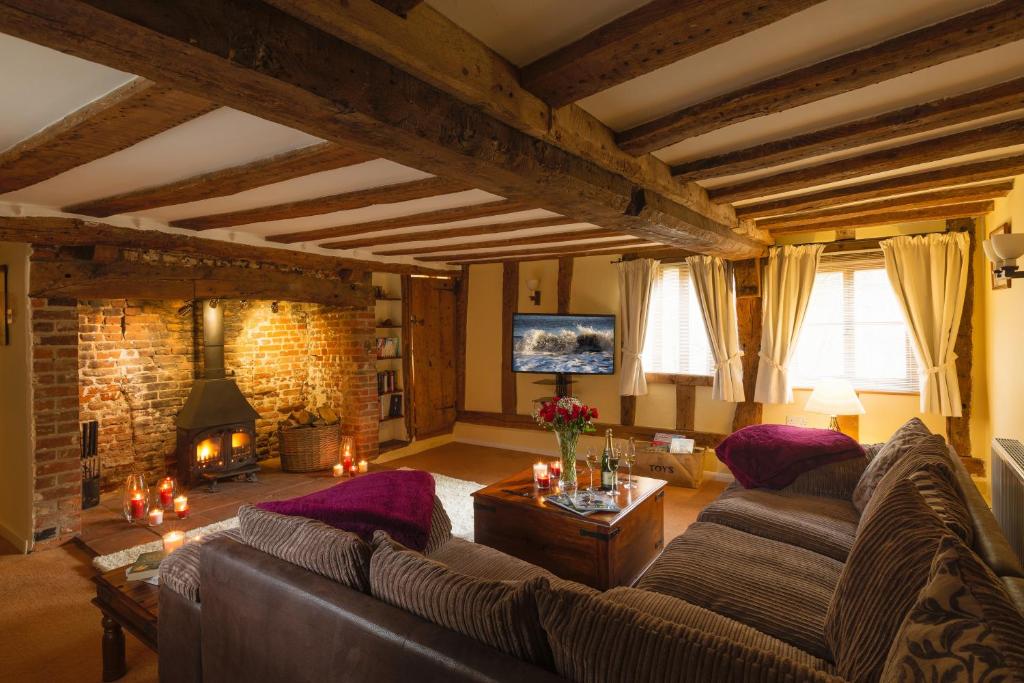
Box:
349, 463, 358, 476
533, 462, 550, 489
129, 493, 145, 520
173, 495, 189, 519
148, 508, 164, 526
342, 455, 353, 476
162, 530, 185, 554
158, 478, 175, 508
332, 463, 345, 478
549, 459, 562, 480
358, 459, 369, 474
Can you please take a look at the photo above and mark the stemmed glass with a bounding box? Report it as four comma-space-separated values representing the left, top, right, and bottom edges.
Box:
608, 446, 621, 494
583, 448, 599, 491
621, 438, 637, 489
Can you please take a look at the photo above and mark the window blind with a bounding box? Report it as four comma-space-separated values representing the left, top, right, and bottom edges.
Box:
642, 263, 713, 376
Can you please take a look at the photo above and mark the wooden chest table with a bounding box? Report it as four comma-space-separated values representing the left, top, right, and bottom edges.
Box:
472, 469, 666, 590
93, 566, 159, 681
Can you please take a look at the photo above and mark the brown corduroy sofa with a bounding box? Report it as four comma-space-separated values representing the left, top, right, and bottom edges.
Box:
158, 419, 1024, 683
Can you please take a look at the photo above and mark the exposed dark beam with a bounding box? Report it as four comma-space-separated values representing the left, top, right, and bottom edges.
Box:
429, 238, 653, 263
0, 78, 215, 194
170, 176, 469, 230
520, 0, 821, 108
65, 142, 373, 216
372, 228, 620, 256
448, 243, 684, 266
768, 200, 994, 234
710, 119, 1024, 203
672, 77, 1024, 180
617, 0, 1024, 155
372, 0, 422, 18
734, 154, 1024, 219
317, 217, 577, 250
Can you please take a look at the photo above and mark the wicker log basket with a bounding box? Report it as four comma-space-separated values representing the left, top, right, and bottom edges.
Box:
278, 406, 343, 473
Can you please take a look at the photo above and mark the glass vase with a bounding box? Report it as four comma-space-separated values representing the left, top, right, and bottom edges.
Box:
122, 473, 150, 523
554, 430, 579, 489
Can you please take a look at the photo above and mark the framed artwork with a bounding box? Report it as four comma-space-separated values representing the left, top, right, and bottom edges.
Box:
990, 222, 1012, 291
1, 265, 8, 345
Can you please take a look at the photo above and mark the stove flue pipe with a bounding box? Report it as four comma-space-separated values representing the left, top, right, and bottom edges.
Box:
201, 300, 226, 380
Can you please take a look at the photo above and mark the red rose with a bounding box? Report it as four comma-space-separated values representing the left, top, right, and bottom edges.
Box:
571, 404, 581, 418
557, 407, 568, 419
590, 407, 599, 420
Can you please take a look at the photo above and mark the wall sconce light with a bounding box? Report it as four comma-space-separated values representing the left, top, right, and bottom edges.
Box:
527, 279, 541, 306
270, 301, 280, 313
982, 232, 1024, 281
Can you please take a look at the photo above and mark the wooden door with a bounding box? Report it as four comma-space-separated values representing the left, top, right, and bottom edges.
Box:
409, 277, 457, 438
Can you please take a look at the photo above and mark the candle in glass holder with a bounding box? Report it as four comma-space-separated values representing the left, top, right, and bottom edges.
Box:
148, 508, 164, 526
533, 462, 550, 489
358, 459, 369, 474
332, 463, 345, 478
129, 493, 146, 520
158, 478, 175, 509
549, 459, 562, 480
342, 455, 353, 475
173, 495, 189, 519
349, 463, 358, 476
162, 530, 185, 553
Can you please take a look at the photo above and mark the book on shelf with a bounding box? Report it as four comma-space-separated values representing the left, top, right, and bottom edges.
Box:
377, 370, 400, 394
375, 337, 401, 359
380, 393, 404, 419
125, 550, 165, 581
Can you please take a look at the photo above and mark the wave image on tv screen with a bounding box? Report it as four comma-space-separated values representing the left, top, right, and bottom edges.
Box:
512, 314, 615, 375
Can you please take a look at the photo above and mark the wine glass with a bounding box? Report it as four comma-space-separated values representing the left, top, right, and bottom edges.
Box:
621, 437, 638, 489
583, 448, 599, 491
608, 446, 621, 494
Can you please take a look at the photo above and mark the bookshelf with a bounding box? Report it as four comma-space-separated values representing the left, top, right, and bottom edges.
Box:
373, 272, 409, 450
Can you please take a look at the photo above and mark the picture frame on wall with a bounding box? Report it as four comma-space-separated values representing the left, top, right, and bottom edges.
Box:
1, 265, 8, 345
990, 222, 1012, 290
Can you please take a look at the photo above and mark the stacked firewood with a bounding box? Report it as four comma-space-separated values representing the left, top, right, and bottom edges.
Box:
278, 405, 341, 430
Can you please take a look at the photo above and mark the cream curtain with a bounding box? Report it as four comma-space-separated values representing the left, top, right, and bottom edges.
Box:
880, 232, 970, 416
754, 244, 824, 404
685, 255, 744, 402
617, 259, 659, 396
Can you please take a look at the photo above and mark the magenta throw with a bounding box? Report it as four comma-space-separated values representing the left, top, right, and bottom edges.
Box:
257, 470, 436, 551
715, 424, 864, 489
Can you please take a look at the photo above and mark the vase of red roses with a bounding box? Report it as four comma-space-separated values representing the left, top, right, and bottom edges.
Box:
533, 396, 598, 489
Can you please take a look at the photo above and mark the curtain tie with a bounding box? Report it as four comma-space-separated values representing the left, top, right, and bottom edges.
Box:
758, 352, 786, 373
622, 349, 643, 360
923, 354, 958, 375
714, 351, 744, 371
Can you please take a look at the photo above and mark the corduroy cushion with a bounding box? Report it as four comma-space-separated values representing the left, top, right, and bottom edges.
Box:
424, 495, 452, 554
698, 486, 859, 561
852, 417, 932, 512
825, 479, 950, 682
369, 531, 553, 667
159, 528, 241, 602
427, 537, 554, 581
636, 522, 842, 660
881, 535, 1024, 680
537, 586, 843, 683
238, 504, 371, 593
777, 450, 873, 500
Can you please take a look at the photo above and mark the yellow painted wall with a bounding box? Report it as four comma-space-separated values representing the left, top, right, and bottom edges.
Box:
464, 263, 503, 413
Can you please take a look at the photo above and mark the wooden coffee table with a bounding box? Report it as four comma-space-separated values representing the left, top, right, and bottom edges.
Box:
472, 469, 666, 589
93, 566, 159, 681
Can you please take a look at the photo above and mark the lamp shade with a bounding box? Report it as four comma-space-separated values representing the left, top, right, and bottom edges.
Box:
804, 378, 865, 416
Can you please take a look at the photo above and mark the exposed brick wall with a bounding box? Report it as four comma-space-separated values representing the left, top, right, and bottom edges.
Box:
31, 297, 82, 548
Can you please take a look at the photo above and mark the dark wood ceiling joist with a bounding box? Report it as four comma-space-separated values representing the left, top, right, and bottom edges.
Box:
520, 0, 822, 108
317, 217, 577, 250
372, 0, 422, 18
447, 242, 673, 266
710, 119, 1024, 203
768, 200, 994, 235
0, 78, 215, 194
170, 176, 469, 230
65, 142, 374, 217
672, 77, 1024, 180
269, 200, 533, 244
372, 228, 621, 256
734, 153, 1024, 219
617, 0, 1024, 155
419, 237, 648, 262
756, 182, 1013, 230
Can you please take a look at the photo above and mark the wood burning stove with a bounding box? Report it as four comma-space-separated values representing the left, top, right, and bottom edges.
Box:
175, 300, 260, 491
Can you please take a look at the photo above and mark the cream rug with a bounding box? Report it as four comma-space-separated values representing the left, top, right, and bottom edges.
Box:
92, 472, 483, 572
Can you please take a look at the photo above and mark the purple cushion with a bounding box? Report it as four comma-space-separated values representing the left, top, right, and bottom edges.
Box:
258, 470, 436, 551
716, 424, 864, 489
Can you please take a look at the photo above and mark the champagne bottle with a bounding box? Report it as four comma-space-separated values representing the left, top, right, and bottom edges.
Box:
600, 429, 615, 491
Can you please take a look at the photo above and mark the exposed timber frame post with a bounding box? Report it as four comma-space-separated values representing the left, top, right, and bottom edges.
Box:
501, 262, 518, 415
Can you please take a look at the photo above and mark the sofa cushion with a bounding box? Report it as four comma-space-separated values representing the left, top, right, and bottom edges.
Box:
881, 535, 1024, 681
369, 532, 553, 667
424, 495, 452, 554
159, 528, 241, 602
536, 586, 843, 683
426, 537, 554, 581
636, 521, 842, 660
852, 417, 932, 512
698, 486, 859, 561
826, 479, 950, 683
776, 451, 873, 500
238, 504, 371, 592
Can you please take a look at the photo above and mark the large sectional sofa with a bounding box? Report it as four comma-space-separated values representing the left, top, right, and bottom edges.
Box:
158, 419, 1024, 682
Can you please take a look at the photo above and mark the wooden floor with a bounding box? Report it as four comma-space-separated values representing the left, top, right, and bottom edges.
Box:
80, 440, 727, 556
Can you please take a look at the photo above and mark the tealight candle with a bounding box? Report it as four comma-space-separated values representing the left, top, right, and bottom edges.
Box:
349, 463, 358, 476
358, 459, 369, 474
148, 508, 164, 526
162, 530, 185, 554
129, 493, 145, 521
332, 463, 345, 478
173, 495, 189, 519
533, 462, 550, 489
549, 459, 562, 480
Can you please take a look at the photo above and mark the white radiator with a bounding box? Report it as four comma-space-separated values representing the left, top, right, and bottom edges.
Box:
992, 438, 1024, 563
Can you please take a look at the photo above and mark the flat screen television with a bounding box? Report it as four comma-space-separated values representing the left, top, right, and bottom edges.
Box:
512, 313, 615, 375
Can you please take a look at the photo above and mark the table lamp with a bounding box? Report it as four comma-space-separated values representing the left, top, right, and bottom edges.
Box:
805, 378, 865, 432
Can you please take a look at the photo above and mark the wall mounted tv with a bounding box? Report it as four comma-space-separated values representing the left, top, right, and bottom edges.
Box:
512, 313, 616, 375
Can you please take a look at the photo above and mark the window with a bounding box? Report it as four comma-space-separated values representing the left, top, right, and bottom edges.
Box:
642, 263, 713, 375
791, 250, 919, 393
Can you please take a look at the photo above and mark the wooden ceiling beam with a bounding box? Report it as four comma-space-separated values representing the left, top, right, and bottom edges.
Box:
734, 154, 1024, 219
767, 200, 994, 235
0, 215, 452, 275
372, 0, 422, 18
710, 119, 1024, 203
617, 0, 1024, 155
417, 237, 650, 262
170, 176, 469, 230
520, 0, 821, 108
756, 182, 1013, 230
0, 78, 215, 194
64, 142, 373, 217
317, 217, 578, 250
269, 200, 533, 244
448, 243, 674, 266
371, 228, 621, 256
673, 77, 1024, 180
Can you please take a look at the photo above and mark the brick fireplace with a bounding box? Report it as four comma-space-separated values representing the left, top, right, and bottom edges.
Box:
30, 295, 377, 548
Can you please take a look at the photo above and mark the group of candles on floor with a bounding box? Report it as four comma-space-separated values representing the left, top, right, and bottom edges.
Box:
125, 476, 193, 553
